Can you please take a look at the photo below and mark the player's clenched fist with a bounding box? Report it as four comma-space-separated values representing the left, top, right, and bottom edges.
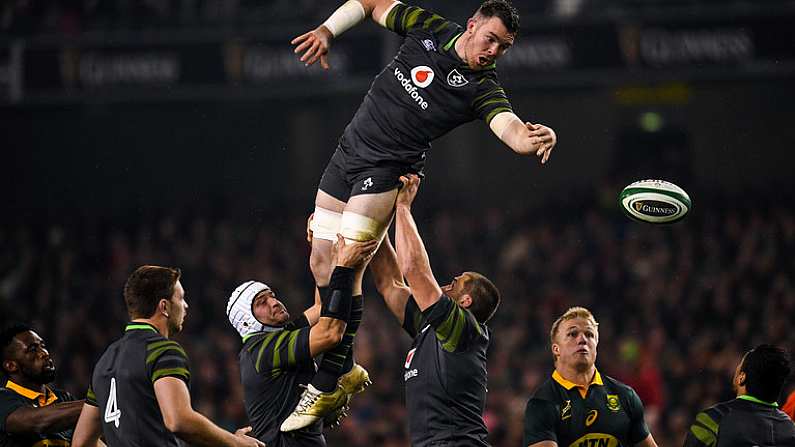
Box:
397, 175, 421, 209
291, 26, 333, 69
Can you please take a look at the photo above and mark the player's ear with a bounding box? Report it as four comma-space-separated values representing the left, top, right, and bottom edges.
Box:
551, 343, 560, 356
159, 298, 170, 318
466, 16, 477, 33
460, 294, 473, 309
3, 359, 18, 374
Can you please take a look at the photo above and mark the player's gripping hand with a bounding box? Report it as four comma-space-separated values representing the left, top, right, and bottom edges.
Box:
306, 213, 314, 245
527, 123, 557, 164
335, 234, 379, 268
397, 174, 421, 209
291, 26, 333, 69
233, 426, 267, 447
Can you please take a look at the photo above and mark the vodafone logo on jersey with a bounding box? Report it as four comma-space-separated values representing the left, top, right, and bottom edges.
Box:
410, 66, 434, 88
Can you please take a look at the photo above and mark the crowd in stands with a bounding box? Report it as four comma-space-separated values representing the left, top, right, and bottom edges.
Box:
4, 0, 790, 36
2, 193, 794, 446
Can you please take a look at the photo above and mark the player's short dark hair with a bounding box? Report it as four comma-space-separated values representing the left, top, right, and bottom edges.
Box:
123, 265, 182, 319
464, 272, 500, 323
477, 0, 520, 35
1, 323, 31, 374
741, 344, 791, 403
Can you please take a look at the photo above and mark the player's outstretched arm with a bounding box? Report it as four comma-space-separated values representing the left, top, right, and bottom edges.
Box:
369, 234, 412, 324
291, 0, 398, 69
71, 403, 103, 447
490, 112, 557, 164
3, 399, 84, 435
394, 175, 443, 312
154, 377, 265, 447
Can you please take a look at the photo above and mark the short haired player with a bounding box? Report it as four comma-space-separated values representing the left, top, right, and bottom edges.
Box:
284, 0, 558, 429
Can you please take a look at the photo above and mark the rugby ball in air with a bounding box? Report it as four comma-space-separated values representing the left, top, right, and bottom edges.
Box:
619, 179, 691, 224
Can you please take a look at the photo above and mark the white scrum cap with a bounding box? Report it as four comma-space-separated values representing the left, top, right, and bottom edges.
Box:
227, 280, 270, 337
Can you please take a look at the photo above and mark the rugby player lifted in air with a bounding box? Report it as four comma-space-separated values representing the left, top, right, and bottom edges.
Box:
282, 0, 558, 430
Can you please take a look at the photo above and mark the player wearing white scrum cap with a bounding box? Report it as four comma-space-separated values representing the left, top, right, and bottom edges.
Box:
228, 235, 377, 447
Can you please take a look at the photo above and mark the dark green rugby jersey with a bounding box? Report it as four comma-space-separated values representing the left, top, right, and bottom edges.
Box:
401, 295, 490, 446
683, 396, 795, 447
523, 371, 650, 447
0, 380, 75, 447
85, 322, 190, 447
340, 3, 514, 175
239, 317, 324, 447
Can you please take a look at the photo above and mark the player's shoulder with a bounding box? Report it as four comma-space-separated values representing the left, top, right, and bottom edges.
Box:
600, 373, 639, 397
389, 2, 463, 38
0, 386, 24, 402
529, 376, 563, 402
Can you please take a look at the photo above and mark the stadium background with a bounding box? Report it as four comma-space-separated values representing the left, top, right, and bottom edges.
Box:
3, 0, 795, 445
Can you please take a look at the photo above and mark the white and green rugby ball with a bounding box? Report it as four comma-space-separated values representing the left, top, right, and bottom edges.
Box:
619, 179, 692, 224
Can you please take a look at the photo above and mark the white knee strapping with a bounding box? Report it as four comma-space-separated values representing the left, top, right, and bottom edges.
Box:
341, 211, 388, 242
311, 207, 343, 241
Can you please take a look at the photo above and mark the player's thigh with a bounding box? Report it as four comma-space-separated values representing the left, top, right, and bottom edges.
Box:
346, 189, 398, 223
340, 168, 403, 241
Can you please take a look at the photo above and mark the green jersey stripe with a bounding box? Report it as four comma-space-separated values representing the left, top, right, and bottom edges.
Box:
270, 331, 291, 370
689, 424, 717, 446
696, 412, 719, 434
472, 87, 506, 105
386, 5, 400, 30
435, 304, 460, 340
423, 14, 443, 31
151, 367, 190, 382
484, 107, 513, 124
287, 331, 299, 367
476, 97, 511, 111
146, 340, 181, 351
441, 308, 466, 352
434, 21, 449, 33
146, 345, 187, 365
443, 32, 462, 51
404, 7, 424, 30
254, 332, 279, 373
126, 324, 157, 332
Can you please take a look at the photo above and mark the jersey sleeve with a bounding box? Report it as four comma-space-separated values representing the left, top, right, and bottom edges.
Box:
683, 407, 722, 447
251, 327, 313, 375
472, 75, 514, 124
423, 294, 483, 352
523, 398, 559, 445
625, 387, 651, 444
402, 295, 424, 338
384, 3, 456, 37
85, 383, 98, 407
145, 339, 191, 385
0, 389, 25, 432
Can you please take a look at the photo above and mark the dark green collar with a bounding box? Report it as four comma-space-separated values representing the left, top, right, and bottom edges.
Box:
738, 394, 778, 407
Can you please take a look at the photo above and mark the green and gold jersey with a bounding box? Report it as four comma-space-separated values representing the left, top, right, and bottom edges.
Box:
340, 3, 514, 175
402, 295, 490, 446
86, 322, 190, 447
523, 371, 650, 447
0, 380, 75, 447
239, 317, 324, 447
683, 396, 795, 447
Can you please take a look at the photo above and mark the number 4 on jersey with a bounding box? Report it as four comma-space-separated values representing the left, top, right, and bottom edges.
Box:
104, 377, 122, 428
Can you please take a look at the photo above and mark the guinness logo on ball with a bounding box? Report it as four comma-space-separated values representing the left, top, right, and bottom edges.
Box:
633, 200, 677, 216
